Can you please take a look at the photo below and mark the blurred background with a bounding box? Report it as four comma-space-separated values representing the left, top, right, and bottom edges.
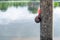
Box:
54, 2, 60, 40
0, 0, 39, 1
0, 0, 60, 40
0, 1, 40, 40
0, 0, 60, 1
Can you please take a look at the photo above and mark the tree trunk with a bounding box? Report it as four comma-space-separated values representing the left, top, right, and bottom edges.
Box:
40, 0, 52, 40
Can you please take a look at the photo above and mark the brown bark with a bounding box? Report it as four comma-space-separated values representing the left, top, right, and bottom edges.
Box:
40, 0, 53, 40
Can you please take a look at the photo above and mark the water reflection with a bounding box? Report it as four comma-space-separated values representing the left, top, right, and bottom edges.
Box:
53, 7, 60, 40
0, 6, 40, 40
0, 2, 39, 13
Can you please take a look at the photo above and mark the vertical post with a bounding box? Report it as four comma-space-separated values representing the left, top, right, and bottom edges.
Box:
40, 0, 52, 40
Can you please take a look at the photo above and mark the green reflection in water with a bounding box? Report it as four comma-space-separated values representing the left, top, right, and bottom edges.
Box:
54, 2, 60, 7
0, 2, 39, 13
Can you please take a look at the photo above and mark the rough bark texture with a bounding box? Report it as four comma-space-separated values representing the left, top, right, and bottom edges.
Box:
40, 0, 52, 40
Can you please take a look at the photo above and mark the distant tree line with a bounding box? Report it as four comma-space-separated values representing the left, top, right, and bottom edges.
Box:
0, 0, 39, 1
0, 2, 40, 13
54, 2, 60, 7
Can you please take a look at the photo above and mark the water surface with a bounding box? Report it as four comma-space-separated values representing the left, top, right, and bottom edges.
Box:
0, 6, 40, 40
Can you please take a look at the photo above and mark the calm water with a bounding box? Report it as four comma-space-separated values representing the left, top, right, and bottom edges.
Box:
0, 6, 60, 40
0, 6, 40, 40
53, 7, 60, 37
